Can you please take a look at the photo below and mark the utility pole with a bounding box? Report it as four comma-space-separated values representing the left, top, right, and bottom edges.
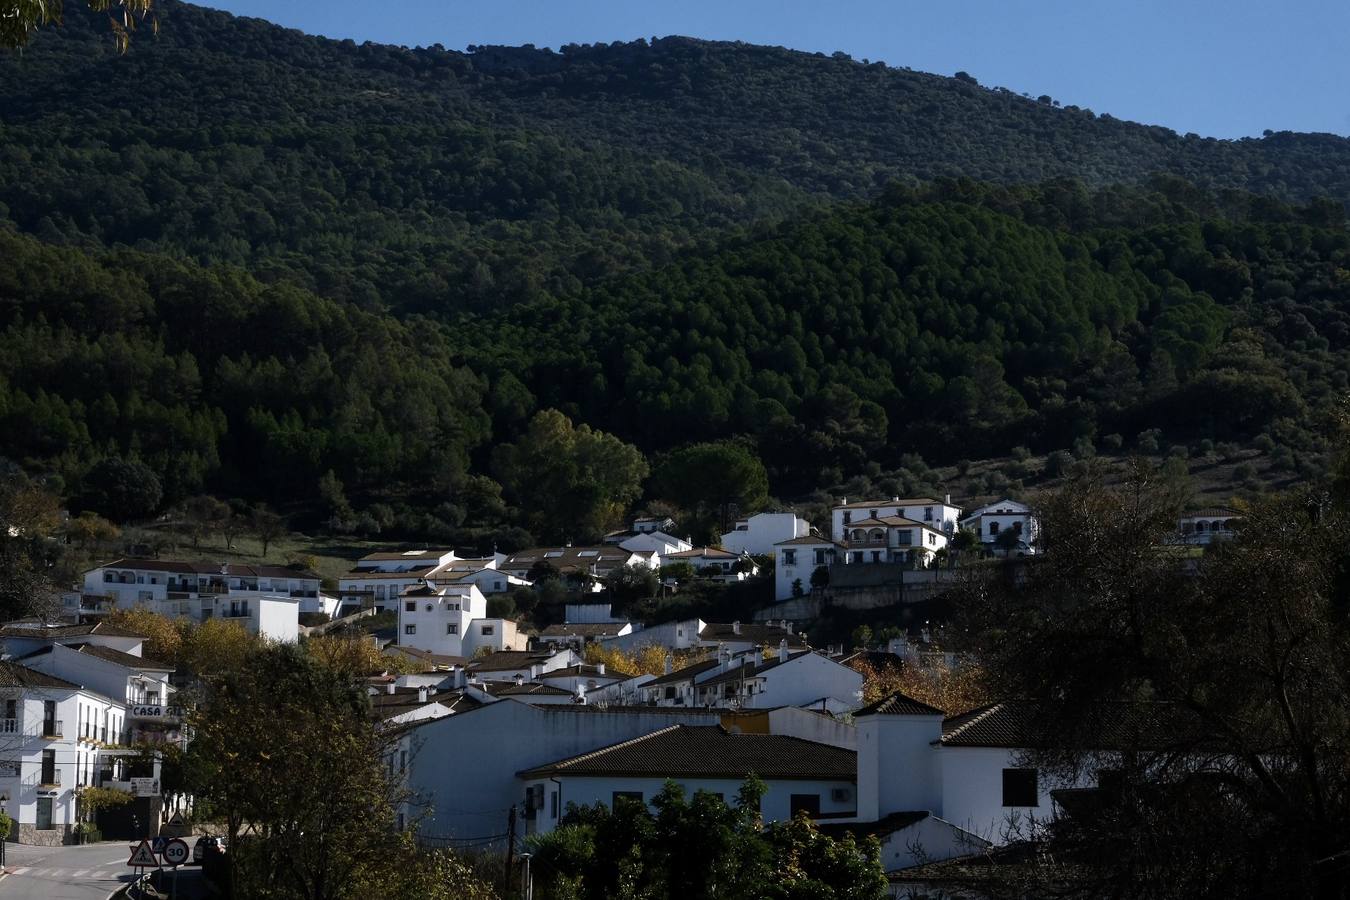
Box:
504, 804, 517, 896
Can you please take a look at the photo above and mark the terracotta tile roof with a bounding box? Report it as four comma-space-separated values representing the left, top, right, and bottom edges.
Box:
664, 546, 738, 560
1181, 507, 1242, 518
853, 691, 945, 717
540, 623, 629, 638
940, 700, 1205, 750
518, 725, 857, 781
482, 681, 573, 697
18, 643, 174, 672
469, 650, 559, 672
539, 663, 633, 680
644, 658, 721, 687
835, 498, 941, 510
342, 567, 437, 580
817, 811, 931, 840
0, 621, 146, 640
696, 651, 812, 688
383, 646, 466, 669
97, 558, 319, 580
699, 623, 808, 646
0, 660, 83, 690
773, 535, 844, 547
359, 550, 454, 562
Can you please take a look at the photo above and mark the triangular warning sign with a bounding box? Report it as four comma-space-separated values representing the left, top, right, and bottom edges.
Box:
128, 839, 160, 867
168, 811, 186, 826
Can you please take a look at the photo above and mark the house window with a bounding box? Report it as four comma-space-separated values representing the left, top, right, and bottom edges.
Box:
1002, 768, 1039, 807
924, 506, 933, 521
1013, 521, 1023, 535
495, 581, 504, 591
814, 549, 826, 565
664, 686, 676, 699
405, 601, 416, 612
869, 510, 877, 519
482, 625, 495, 636
789, 794, 821, 817
782, 550, 796, 566
842, 511, 851, 525
550, 790, 559, 819
870, 551, 881, 563
928, 533, 936, 546
989, 521, 1000, 535
896, 530, 913, 545
446, 623, 458, 634
405, 625, 417, 635
612, 791, 643, 810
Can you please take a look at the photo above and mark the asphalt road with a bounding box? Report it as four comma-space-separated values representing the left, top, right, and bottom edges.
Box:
0, 842, 139, 900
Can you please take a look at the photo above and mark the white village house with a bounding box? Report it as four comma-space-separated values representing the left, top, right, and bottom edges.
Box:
720, 512, 811, 557
830, 497, 962, 544
78, 558, 311, 641
958, 498, 1040, 554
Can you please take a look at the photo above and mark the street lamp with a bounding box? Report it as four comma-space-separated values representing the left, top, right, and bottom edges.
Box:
520, 852, 533, 900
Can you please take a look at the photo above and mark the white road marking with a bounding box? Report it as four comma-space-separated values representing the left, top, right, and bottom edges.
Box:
10, 866, 28, 875
71, 868, 89, 876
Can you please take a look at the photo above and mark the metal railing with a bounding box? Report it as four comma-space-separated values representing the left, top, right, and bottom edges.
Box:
37, 768, 61, 787
0, 718, 17, 735
41, 720, 62, 739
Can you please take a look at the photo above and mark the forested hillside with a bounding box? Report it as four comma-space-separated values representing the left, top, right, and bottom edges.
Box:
1, 3, 1348, 544
2, 0, 1350, 314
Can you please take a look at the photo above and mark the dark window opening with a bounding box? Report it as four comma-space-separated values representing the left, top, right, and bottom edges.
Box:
1002, 768, 1039, 807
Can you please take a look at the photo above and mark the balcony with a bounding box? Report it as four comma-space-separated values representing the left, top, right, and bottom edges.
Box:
37, 768, 61, 787
0, 718, 17, 735
41, 720, 62, 739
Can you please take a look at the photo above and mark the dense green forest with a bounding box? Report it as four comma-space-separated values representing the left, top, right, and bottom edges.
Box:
1, 3, 1348, 545
3, 1, 1350, 313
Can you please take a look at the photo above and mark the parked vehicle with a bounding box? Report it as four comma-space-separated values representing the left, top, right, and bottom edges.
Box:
193, 835, 226, 864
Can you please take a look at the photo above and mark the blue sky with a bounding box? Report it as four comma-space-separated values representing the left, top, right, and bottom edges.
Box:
202, 0, 1350, 139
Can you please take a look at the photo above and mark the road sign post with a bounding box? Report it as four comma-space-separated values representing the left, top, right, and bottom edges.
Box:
163, 837, 190, 900
128, 839, 160, 900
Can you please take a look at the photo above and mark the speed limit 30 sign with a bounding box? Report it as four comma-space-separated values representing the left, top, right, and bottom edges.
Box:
162, 838, 191, 867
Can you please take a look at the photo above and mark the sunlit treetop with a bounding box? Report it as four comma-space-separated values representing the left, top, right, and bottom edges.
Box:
1, 0, 155, 51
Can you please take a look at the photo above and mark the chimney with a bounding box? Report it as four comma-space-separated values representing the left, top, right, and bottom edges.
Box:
386, 683, 396, 695
451, 665, 466, 690
731, 620, 741, 636
417, 686, 428, 704
514, 673, 525, 686
664, 654, 673, 675
596, 662, 605, 675
778, 638, 790, 664
574, 683, 588, 705
785, 621, 794, 635
944, 493, 952, 506
219, 561, 228, 576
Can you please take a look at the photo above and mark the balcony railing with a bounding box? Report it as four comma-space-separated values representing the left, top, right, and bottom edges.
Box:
0, 718, 17, 734
41, 720, 62, 739
39, 768, 61, 787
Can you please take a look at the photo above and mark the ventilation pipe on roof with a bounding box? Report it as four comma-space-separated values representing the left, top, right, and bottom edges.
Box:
417, 686, 428, 704
779, 638, 790, 664
574, 683, 587, 705
663, 654, 672, 676
731, 621, 741, 635
596, 662, 605, 676
945, 493, 952, 506
784, 621, 794, 635
450, 665, 466, 690
386, 682, 396, 695
514, 673, 525, 686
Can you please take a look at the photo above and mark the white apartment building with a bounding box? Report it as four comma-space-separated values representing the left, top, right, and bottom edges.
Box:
0, 663, 127, 845
720, 512, 811, 557
830, 497, 962, 543
78, 558, 310, 641
338, 549, 459, 614
838, 516, 949, 566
